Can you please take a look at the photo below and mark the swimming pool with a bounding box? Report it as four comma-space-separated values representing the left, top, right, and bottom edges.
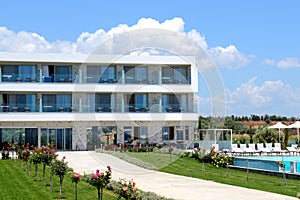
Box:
234, 156, 300, 173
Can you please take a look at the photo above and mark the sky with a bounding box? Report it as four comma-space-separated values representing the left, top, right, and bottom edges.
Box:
0, 0, 299, 117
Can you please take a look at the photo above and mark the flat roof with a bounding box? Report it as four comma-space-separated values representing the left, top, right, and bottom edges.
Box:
0, 52, 195, 65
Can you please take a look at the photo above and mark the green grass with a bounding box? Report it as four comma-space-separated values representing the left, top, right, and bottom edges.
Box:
160, 157, 300, 197
125, 152, 180, 169
123, 152, 300, 198
0, 160, 117, 200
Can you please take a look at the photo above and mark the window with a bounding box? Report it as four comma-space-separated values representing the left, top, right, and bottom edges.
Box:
95, 93, 111, 112
162, 66, 189, 84
1, 65, 36, 82
127, 93, 148, 112
124, 126, 132, 142
42, 65, 71, 83
162, 126, 174, 140
42, 94, 72, 112
1, 94, 36, 112
124, 66, 147, 83
133, 126, 147, 141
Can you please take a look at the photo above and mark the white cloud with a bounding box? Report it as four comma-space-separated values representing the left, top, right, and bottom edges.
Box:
209, 45, 253, 69
277, 57, 300, 68
224, 78, 300, 116
0, 27, 76, 53
263, 57, 300, 68
263, 58, 275, 66
0, 17, 251, 69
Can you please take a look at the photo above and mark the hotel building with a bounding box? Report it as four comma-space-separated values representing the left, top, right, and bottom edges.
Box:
0, 52, 198, 150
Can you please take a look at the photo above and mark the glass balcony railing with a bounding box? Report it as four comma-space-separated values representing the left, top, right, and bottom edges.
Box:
1, 73, 37, 82
0, 103, 197, 113
0, 104, 37, 112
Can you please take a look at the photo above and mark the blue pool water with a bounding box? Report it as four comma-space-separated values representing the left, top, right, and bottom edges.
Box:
234, 156, 300, 173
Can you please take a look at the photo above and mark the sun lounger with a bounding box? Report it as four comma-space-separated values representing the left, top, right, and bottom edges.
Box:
231, 144, 244, 155
272, 143, 285, 155
287, 146, 298, 155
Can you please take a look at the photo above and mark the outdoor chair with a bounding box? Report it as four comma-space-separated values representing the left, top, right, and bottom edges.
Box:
231, 144, 244, 155
286, 145, 298, 155
272, 143, 285, 155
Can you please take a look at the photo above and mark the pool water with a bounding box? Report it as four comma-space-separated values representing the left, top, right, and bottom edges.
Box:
234, 156, 300, 173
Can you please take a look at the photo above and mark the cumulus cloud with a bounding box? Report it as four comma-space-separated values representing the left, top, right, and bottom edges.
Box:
277, 57, 300, 68
0, 17, 251, 69
209, 45, 253, 69
224, 78, 300, 116
263, 57, 300, 68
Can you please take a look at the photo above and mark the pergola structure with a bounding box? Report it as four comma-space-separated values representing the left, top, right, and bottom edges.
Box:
196, 129, 232, 151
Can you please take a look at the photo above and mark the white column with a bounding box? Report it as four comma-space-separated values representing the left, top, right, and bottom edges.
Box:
121, 94, 125, 112
79, 97, 82, 112
79, 67, 83, 83
38, 127, 41, 148
39, 65, 43, 83
39, 97, 43, 112
158, 66, 162, 84
121, 66, 125, 84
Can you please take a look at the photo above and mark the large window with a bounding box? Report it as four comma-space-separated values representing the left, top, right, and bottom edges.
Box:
42, 65, 72, 83
1, 65, 36, 82
42, 94, 72, 112
87, 93, 112, 112
127, 93, 148, 112
1, 94, 36, 112
162, 94, 183, 112
134, 126, 147, 142
162, 126, 174, 140
41, 128, 72, 150
87, 66, 116, 83
95, 93, 111, 112
124, 66, 147, 84
0, 128, 38, 148
162, 66, 189, 84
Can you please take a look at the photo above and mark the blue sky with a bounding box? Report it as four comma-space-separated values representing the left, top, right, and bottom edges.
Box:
0, 0, 299, 117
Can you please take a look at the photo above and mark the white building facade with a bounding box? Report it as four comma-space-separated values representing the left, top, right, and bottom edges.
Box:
0, 52, 198, 150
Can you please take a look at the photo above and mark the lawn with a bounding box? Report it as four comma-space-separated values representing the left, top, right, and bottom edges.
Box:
124, 152, 300, 198
0, 160, 117, 200
125, 151, 180, 169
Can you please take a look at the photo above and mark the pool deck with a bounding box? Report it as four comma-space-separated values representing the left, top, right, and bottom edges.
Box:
58, 151, 298, 200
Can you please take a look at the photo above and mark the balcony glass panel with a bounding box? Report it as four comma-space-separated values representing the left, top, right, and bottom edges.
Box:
0, 94, 36, 112
42, 65, 72, 83
126, 93, 148, 112
42, 94, 72, 112
162, 66, 190, 84
95, 94, 112, 112
1, 65, 37, 82
87, 66, 117, 83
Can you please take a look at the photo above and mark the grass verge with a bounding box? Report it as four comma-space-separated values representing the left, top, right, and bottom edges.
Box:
0, 159, 117, 200
111, 151, 300, 198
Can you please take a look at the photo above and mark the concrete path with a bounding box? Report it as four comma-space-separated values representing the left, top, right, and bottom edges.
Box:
58, 151, 298, 200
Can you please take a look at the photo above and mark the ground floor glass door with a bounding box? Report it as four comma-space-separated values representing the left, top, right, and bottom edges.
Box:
41, 128, 72, 150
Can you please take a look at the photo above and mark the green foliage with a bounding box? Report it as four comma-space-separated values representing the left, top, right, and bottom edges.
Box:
84, 166, 112, 200
51, 157, 70, 178
160, 157, 300, 197
254, 125, 278, 143
111, 179, 141, 199
209, 150, 233, 168
0, 160, 117, 200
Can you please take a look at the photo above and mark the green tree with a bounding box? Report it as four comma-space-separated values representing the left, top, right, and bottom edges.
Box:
253, 125, 278, 143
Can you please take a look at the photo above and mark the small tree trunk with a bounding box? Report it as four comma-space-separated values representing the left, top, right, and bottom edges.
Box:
42, 164, 46, 183
35, 164, 38, 181
97, 187, 102, 200
75, 183, 78, 200
50, 171, 53, 192
29, 161, 32, 176
59, 176, 64, 199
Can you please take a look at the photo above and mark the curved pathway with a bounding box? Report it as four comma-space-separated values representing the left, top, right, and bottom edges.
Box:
58, 151, 297, 200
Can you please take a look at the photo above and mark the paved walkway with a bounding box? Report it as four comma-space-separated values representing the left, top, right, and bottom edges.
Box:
58, 151, 297, 200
